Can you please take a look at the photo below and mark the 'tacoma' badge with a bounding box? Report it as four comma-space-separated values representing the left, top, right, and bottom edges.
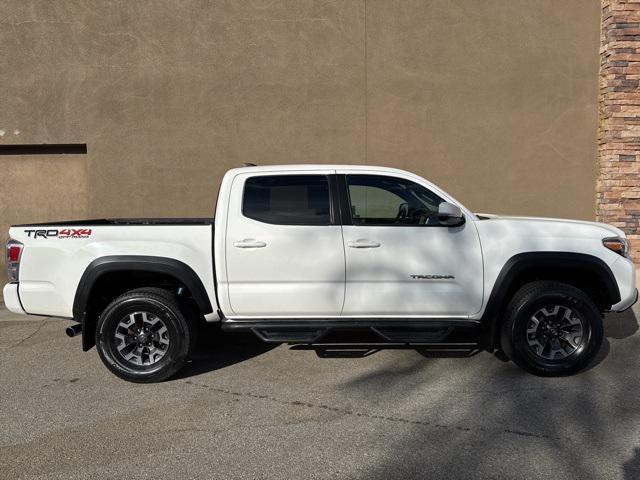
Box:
410, 274, 455, 280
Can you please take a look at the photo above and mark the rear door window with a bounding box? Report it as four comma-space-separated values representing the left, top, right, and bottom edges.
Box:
243, 175, 331, 225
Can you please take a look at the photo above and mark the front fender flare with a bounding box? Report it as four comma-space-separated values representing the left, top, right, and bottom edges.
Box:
481, 252, 620, 349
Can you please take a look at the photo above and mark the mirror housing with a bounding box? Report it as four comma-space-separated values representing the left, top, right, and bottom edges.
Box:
438, 201, 465, 227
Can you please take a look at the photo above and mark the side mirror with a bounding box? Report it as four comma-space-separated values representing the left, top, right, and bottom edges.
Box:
438, 201, 465, 227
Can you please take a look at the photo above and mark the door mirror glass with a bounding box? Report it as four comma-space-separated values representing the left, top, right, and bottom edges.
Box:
438, 202, 465, 227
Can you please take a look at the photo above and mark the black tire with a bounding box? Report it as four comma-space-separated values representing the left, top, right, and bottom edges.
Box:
95, 288, 193, 383
501, 281, 603, 377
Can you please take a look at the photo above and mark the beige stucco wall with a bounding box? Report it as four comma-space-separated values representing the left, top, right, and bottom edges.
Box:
0, 0, 601, 272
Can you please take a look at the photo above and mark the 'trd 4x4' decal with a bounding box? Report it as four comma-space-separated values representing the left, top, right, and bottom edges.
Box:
24, 228, 92, 239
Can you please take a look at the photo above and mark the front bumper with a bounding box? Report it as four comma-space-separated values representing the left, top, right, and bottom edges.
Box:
3, 283, 26, 315
610, 256, 637, 312
615, 288, 638, 313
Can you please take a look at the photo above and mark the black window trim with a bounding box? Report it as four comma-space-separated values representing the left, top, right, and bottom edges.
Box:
241, 173, 339, 226
336, 174, 353, 226
338, 173, 453, 228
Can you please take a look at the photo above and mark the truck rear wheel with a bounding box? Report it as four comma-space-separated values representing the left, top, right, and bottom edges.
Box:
95, 288, 193, 383
501, 281, 603, 376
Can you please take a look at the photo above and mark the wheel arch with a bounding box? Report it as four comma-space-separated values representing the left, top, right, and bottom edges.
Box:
73, 255, 213, 351
482, 252, 620, 350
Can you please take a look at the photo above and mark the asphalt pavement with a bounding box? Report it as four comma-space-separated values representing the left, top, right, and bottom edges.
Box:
1, 304, 640, 479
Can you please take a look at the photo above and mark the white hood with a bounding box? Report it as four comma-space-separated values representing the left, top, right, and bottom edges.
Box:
475, 213, 625, 238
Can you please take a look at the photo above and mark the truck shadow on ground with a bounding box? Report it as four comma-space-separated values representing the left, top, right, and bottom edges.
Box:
624, 447, 640, 480
587, 307, 639, 371
173, 326, 277, 380
170, 309, 640, 478
174, 307, 639, 381
334, 308, 640, 479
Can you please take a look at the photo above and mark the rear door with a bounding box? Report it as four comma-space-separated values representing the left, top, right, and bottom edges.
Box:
337, 171, 483, 317
224, 170, 345, 317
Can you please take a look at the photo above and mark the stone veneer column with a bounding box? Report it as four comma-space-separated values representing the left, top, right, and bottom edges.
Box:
598, 0, 640, 262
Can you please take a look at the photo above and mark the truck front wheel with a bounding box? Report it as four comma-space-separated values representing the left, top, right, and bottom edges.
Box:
501, 281, 603, 376
95, 288, 193, 383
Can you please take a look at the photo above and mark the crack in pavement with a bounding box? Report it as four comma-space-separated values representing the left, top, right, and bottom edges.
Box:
10, 317, 49, 348
184, 380, 564, 442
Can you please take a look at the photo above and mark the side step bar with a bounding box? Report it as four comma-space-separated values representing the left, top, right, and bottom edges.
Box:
221, 319, 481, 345
290, 343, 480, 358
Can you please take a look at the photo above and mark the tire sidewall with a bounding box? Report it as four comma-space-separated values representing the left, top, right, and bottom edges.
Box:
96, 295, 189, 382
506, 288, 603, 376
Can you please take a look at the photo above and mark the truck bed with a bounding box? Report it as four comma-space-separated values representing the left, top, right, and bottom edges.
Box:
13, 218, 214, 226
8, 219, 217, 320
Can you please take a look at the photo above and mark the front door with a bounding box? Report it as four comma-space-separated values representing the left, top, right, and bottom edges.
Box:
338, 172, 483, 317
224, 170, 345, 317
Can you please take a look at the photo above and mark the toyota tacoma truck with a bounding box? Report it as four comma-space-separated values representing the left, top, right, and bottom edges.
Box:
3, 165, 637, 382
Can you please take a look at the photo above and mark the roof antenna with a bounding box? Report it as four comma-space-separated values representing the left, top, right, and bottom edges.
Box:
242, 162, 257, 167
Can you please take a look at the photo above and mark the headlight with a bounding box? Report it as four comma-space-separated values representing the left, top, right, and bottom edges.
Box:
602, 237, 630, 258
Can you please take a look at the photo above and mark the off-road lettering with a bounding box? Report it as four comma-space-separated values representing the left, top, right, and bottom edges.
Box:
24, 228, 92, 239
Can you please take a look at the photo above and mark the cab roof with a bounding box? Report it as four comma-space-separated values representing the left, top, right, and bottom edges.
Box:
229, 164, 418, 177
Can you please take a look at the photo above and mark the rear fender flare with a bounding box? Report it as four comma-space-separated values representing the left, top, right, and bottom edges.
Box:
73, 255, 213, 350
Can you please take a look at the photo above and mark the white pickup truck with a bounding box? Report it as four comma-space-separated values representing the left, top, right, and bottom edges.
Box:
3, 165, 637, 382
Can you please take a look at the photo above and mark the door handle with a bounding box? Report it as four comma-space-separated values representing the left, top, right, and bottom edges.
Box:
233, 239, 267, 248
347, 239, 381, 249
